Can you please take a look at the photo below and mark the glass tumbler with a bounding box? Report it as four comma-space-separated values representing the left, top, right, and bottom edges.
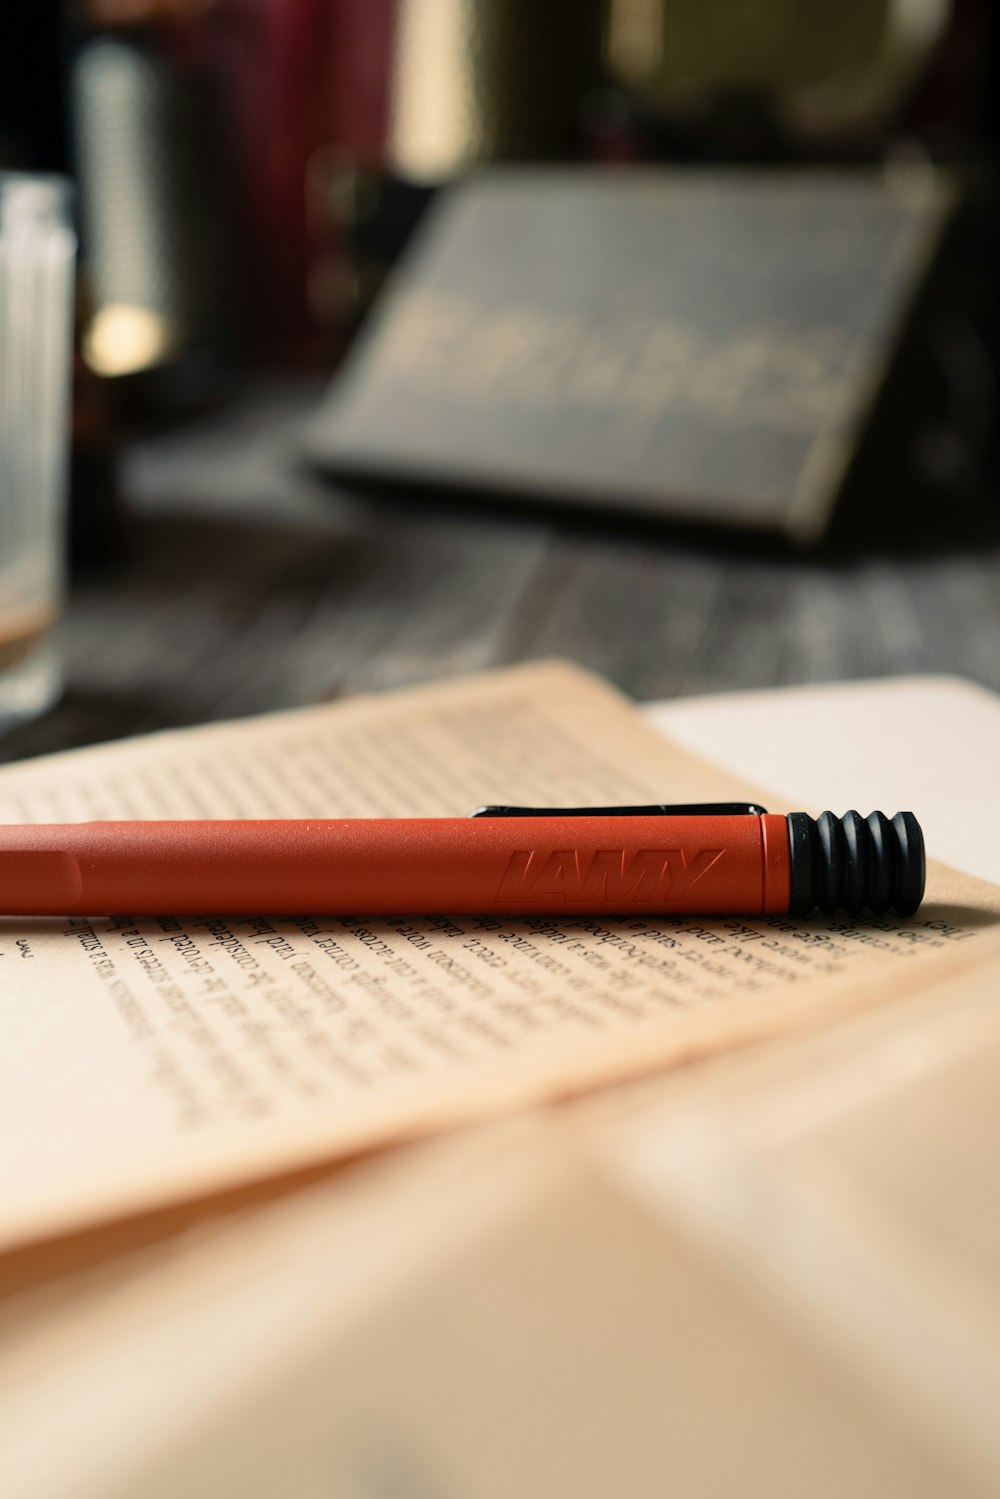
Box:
0, 174, 76, 727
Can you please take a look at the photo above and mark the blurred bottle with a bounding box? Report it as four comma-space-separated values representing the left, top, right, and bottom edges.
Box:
70, 0, 240, 410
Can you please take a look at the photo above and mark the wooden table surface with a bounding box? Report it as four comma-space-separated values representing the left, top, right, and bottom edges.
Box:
2, 381, 999, 765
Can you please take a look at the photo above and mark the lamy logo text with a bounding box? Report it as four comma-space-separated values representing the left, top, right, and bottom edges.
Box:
496, 847, 724, 903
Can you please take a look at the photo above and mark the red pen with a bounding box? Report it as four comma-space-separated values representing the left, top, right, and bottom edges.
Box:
0, 804, 924, 917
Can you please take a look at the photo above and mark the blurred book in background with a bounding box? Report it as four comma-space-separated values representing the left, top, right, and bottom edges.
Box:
304, 167, 967, 544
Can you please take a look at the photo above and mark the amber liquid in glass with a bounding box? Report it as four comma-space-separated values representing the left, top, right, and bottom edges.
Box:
0, 604, 56, 674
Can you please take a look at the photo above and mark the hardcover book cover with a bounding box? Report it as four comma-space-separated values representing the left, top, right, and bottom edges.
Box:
304, 168, 953, 541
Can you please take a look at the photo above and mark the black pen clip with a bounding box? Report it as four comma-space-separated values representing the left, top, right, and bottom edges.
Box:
469, 802, 768, 818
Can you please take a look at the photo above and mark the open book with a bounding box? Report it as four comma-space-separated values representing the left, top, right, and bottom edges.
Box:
4, 663, 1000, 1499
1, 660, 999, 1255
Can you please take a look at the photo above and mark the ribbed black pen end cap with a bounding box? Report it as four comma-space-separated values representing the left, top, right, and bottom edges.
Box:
787, 811, 925, 917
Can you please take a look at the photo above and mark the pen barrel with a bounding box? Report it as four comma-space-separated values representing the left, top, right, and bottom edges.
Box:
0, 815, 791, 916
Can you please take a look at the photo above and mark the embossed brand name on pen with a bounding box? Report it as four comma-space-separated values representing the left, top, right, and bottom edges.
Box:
496, 848, 724, 903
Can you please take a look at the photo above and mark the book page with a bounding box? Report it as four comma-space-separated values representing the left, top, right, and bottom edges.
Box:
608, 958, 1000, 1492
650, 675, 1000, 886
5, 1126, 981, 1499
1, 659, 998, 1250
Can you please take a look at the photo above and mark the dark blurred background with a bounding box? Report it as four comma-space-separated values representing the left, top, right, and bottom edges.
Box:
1, 0, 999, 753
5, 2, 997, 370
